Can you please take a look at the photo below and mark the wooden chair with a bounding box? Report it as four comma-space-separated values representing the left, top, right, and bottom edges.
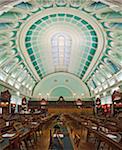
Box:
13, 122, 34, 149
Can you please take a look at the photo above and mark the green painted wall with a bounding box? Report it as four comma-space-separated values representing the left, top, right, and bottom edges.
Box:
33, 72, 90, 101
50, 87, 73, 97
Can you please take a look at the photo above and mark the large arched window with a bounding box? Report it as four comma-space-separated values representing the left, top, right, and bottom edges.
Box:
51, 33, 72, 71
107, 60, 119, 73
2, 59, 18, 73
104, 58, 120, 74
95, 71, 106, 83
99, 64, 112, 78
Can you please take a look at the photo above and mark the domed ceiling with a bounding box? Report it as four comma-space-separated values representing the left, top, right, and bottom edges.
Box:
0, 0, 122, 98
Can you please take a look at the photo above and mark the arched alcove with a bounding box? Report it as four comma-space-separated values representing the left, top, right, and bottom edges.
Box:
33, 72, 90, 101
50, 86, 73, 97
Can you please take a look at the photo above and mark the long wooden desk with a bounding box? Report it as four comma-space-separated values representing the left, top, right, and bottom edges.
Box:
0, 114, 58, 150
65, 114, 122, 150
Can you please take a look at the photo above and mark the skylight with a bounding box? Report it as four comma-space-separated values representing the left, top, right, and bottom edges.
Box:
51, 33, 72, 71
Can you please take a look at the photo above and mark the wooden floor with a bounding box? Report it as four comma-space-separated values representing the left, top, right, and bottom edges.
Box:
78, 141, 95, 150
28, 133, 94, 150
29, 120, 57, 150
31, 130, 50, 150
28, 130, 95, 150
28, 119, 95, 150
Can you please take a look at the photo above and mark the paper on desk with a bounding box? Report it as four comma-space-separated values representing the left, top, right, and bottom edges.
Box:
31, 122, 38, 125
106, 134, 117, 139
92, 126, 97, 130
2, 133, 15, 138
53, 133, 64, 138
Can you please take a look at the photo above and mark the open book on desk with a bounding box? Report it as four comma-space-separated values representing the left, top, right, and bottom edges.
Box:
2, 133, 15, 138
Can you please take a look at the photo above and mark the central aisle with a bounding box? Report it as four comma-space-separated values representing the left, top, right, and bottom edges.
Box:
27, 114, 74, 150
49, 121, 74, 150
60, 126, 74, 150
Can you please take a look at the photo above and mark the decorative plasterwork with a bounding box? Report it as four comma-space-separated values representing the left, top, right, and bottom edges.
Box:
17, 7, 105, 80
0, 0, 121, 98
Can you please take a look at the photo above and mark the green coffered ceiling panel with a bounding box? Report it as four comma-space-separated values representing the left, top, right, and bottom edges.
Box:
0, 0, 122, 98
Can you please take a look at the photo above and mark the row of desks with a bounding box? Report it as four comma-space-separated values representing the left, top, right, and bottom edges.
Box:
0, 114, 57, 150
65, 114, 122, 150
0, 122, 40, 150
